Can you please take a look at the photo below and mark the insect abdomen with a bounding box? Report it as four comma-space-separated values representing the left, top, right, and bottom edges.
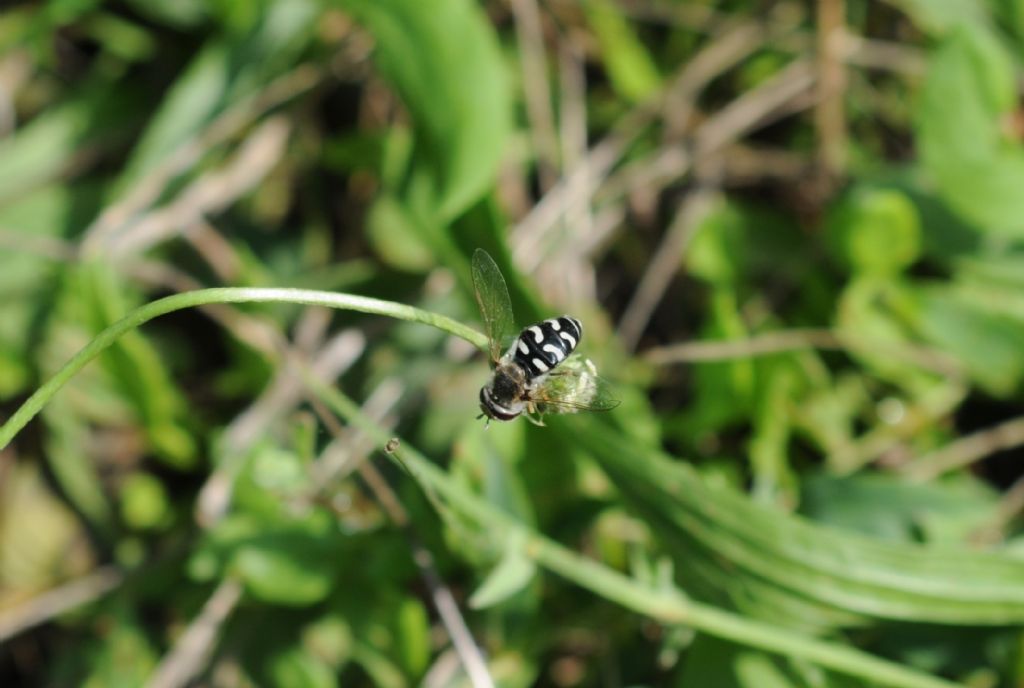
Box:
511, 316, 582, 378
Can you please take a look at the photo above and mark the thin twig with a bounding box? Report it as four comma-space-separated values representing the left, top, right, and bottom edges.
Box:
0, 566, 123, 643
613, 63, 817, 349
305, 389, 496, 688
145, 577, 244, 688
599, 58, 817, 205
839, 34, 926, 76
553, 32, 597, 303
510, 0, 560, 191
969, 473, 1024, 545
512, 18, 788, 273
196, 328, 366, 526
661, 20, 769, 139
81, 64, 320, 255
644, 328, 845, 363
832, 384, 967, 475
0, 230, 77, 261
695, 59, 816, 156
642, 328, 964, 378
715, 144, 811, 185
183, 220, 244, 284
814, 0, 847, 191
900, 416, 1024, 482
311, 378, 404, 485
617, 187, 719, 351
602, 21, 784, 343
107, 117, 292, 259
612, 0, 926, 76
511, 117, 632, 272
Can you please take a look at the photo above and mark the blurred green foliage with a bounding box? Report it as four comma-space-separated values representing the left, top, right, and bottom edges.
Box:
3, 0, 1024, 686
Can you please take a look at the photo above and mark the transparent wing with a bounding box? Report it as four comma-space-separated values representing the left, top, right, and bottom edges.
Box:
532, 358, 620, 415
471, 249, 516, 365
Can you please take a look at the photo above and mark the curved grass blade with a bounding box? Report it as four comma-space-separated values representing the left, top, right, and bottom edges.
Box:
575, 420, 1024, 626
0, 287, 487, 452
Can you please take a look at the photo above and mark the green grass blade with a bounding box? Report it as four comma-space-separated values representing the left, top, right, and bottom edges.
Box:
310, 384, 959, 688
0, 287, 486, 451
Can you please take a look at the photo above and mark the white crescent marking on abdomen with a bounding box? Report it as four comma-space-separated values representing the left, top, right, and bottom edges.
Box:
543, 343, 563, 359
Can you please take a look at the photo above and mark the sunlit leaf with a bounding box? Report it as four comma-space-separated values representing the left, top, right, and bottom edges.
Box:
120, 472, 172, 531
232, 522, 338, 606
826, 188, 922, 275
918, 25, 1024, 235
882, 0, 992, 35
267, 646, 337, 688
586, 0, 662, 103
469, 536, 538, 609
340, 0, 511, 220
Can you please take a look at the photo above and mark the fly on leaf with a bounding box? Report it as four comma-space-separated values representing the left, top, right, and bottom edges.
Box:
472, 249, 619, 424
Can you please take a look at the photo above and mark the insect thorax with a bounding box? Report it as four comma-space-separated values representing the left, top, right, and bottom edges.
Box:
509, 316, 583, 379
479, 362, 529, 421
491, 362, 527, 399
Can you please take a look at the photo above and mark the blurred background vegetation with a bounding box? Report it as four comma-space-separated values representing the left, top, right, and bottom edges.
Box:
3, 0, 1024, 685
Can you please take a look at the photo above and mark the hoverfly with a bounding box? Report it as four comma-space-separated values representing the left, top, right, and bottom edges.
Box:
472, 249, 619, 424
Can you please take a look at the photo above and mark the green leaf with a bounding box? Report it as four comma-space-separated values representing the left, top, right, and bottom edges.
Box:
117, 41, 231, 184
120, 472, 172, 530
0, 185, 81, 398
120, 0, 208, 27
351, 642, 408, 688
748, 365, 799, 502
917, 25, 1024, 235
232, 518, 338, 606
81, 613, 158, 688
247, 443, 313, 499
0, 463, 94, 592
394, 597, 430, 676
455, 419, 534, 524
340, 0, 511, 220
826, 188, 922, 275
800, 473, 999, 545
267, 646, 337, 688
320, 385, 973, 686
834, 278, 934, 391
191, 512, 339, 606
303, 614, 354, 669
83, 11, 157, 62
77, 264, 197, 468
882, 0, 992, 35
955, 254, 1024, 288
676, 635, 835, 688
586, 0, 662, 103
367, 193, 435, 271
999, 0, 1024, 42
913, 284, 1024, 396
42, 409, 115, 536
576, 420, 1024, 627
675, 288, 756, 439
0, 102, 92, 205
686, 200, 747, 286
188, 514, 261, 582
469, 535, 538, 609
